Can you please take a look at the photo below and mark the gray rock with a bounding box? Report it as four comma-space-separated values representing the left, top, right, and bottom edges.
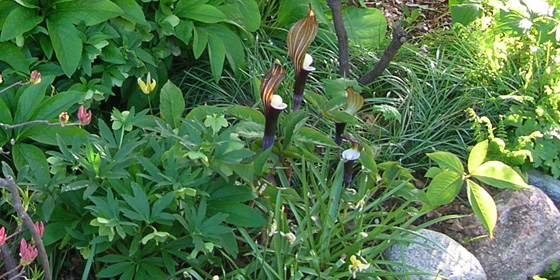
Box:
384, 229, 487, 279
528, 169, 560, 206
461, 187, 560, 280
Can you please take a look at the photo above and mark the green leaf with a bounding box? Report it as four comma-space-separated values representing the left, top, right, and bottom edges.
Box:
427, 151, 464, 174
471, 161, 529, 189
425, 166, 443, 178
0, 42, 29, 73
449, 0, 483, 27
12, 143, 49, 185
15, 75, 54, 123
281, 110, 308, 150
227, 106, 264, 124
26, 125, 89, 146
192, 26, 208, 59
342, 6, 387, 48
467, 179, 497, 239
122, 183, 151, 222
209, 203, 266, 227
220, 0, 261, 32
425, 170, 463, 208
96, 262, 133, 278
371, 104, 402, 122
207, 33, 226, 82
208, 184, 256, 203
159, 80, 185, 128
359, 144, 377, 174
468, 140, 488, 173
295, 127, 338, 147
50, 0, 123, 26
235, 121, 264, 138
112, 0, 147, 25
323, 110, 360, 125
1, 6, 43, 41
33, 90, 83, 120
204, 24, 246, 76
177, 4, 227, 23
46, 17, 82, 76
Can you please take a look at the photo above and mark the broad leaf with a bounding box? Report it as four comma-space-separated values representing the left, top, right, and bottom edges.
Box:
112, 0, 147, 25
32, 90, 83, 120
295, 127, 338, 148
425, 170, 463, 208
207, 33, 226, 82
176, 4, 226, 23
0, 42, 29, 73
471, 161, 529, 189
221, 0, 261, 32
209, 203, 266, 227
468, 140, 488, 173
467, 179, 497, 239
227, 106, 264, 124
235, 121, 263, 139
342, 6, 387, 49
159, 81, 185, 128
12, 143, 49, 185
281, 110, 307, 150
204, 24, 246, 76
449, 0, 483, 27
427, 151, 464, 174
46, 17, 82, 76
1, 6, 43, 41
15, 75, 53, 123
50, 0, 123, 26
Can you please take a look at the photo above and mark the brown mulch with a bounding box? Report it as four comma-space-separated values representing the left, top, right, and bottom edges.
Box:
360, 0, 452, 38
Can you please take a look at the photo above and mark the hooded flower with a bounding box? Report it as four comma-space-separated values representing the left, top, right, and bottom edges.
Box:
138, 72, 157, 95
335, 87, 364, 146
287, 4, 318, 111
261, 61, 287, 150
341, 134, 362, 185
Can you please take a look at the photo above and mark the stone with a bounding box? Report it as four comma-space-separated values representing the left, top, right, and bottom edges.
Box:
460, 187, 560, 280
528, 169, 560, 206
384, 229, 487, 279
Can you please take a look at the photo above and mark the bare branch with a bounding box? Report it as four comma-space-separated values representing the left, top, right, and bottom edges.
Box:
1, 176, 51, 280
358, 22, 407, 85
0, 120, 81, 130
327, 0, 350, 77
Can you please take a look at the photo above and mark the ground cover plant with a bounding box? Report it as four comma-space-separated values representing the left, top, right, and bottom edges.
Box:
0, 0, 557, 279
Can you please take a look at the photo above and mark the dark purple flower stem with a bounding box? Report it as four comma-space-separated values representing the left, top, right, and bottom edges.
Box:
335, 122, 347, 146
293, 71, 310, 111
263, 108, 283, 150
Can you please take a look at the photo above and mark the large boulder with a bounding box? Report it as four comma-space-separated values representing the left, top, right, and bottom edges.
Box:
384, 229, 487, 279
528, 169, 560, 206
461, 187, 560, 280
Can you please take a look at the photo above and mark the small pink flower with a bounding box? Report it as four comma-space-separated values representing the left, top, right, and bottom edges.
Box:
0, 227, 6, 246
19, 238, 38, 266
34, 221, 44, 237
29, 70, 41, 85
77, 105, 92, 125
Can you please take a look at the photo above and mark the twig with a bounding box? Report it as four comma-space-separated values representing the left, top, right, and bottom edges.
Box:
327, 0, 350, 77
1, 244, 19, 279
0, 81, 27, 96
0, 120, 81, 130
358, 22, 407, 85
1, 176, 51, 280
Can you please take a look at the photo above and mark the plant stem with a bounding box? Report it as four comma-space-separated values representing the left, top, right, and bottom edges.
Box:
358, 23, 407, 85
0, 244, 19, 279
327, 0, 350, 77
0, 120, 81, 130
1, 176, 51, 280
0, 81, 28, 95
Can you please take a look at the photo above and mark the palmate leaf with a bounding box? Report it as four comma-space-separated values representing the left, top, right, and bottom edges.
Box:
467, 179, 497, 239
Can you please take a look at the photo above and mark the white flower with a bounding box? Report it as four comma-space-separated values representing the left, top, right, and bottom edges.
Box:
303, 53, 316, 72
280, 232, 296, 244
518, 18, 533, 32
342, 148, 361, 161
269, 219, 278, 236
270, 94, 287, 110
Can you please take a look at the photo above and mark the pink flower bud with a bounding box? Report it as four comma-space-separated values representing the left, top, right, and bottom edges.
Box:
34, 221, 44, 237
19, 238, 38, 266
77, 105, 92, 125
29, 70, 41, 85
0, 227, 6, 246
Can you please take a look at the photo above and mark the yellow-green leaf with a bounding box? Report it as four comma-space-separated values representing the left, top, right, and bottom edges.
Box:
467, 179, 497, 239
